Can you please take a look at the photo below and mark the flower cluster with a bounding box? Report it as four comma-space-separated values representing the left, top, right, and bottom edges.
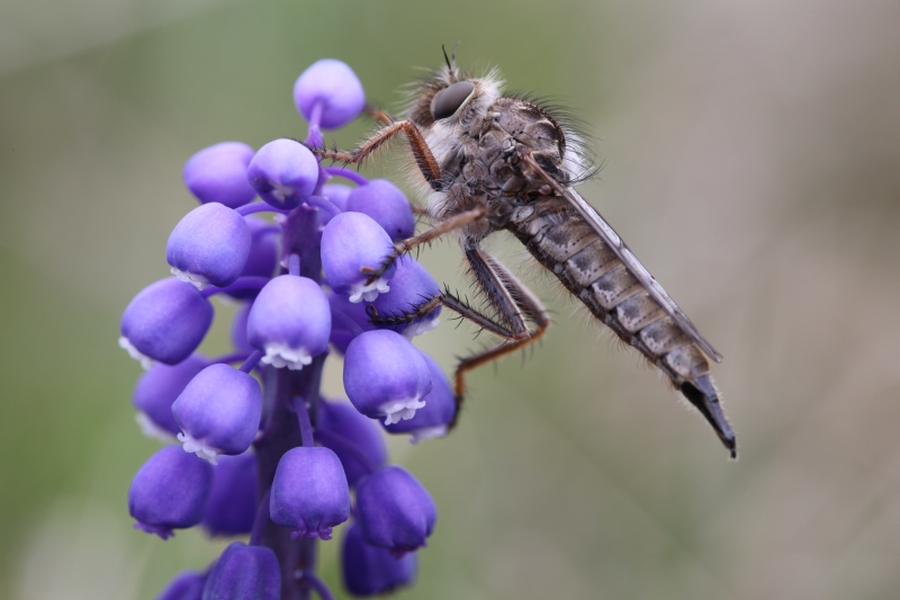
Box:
121, 59, 455, 598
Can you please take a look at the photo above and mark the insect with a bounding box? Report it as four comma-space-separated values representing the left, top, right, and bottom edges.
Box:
320, 49, 736, 458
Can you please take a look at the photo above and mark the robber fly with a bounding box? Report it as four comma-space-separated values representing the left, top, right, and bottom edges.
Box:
321, 49, 736, 458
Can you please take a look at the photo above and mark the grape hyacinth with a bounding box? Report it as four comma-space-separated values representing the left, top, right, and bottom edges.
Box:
120, 59, 459, 598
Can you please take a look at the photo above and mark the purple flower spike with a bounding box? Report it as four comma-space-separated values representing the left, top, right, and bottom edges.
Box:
346, 179, 415, 241
318, 399, 387, 487
171, 364, 262, 463
343, 330, 431, 425
269, 446, 350, 540
321, 212, 396, 303
157, 570, 205, 600
247, 139, 319, 210
128, 445, 213, 539
355, 465, 437, 554
342, 522, 416, 596
133, 354, 210, 440
182, 142, 257, 209
370, 255, 441, 338
202, 542, 281, 600
120, 278, 214, 368
202, 452, 257, 537
384, 352, 456, 443
167, 203, 252, 289
294, 59, 365, 130
247, 275, 331, 370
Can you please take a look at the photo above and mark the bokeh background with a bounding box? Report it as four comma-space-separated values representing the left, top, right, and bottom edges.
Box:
2, 0, 899, 598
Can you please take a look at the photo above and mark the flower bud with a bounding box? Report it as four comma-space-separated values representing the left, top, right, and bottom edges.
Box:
345, 179, 415, 241
247, 275, 331, 370
133, 354, 210, 440
369, 255, 440, 338
342, 522, 416, 596
321, 212, 396, 303
172, 364, 262, 462
355, 465, 436, 554
384, 352, 456, 443
129, 445, 213, 539
120, 278, 214, 367
247, 139, 319, 210
343, 330, 431, 425
157, 570, 205, 600
182, 142, 257, 209
202, 452, 257, 537
202, 542, 280, 600
294, 59, 365, 130
167, 203, 251, 289
269, 446, 350, 540
318, 399, 387, 487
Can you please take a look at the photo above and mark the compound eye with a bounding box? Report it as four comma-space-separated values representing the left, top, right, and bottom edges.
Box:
430, 81, 475, 120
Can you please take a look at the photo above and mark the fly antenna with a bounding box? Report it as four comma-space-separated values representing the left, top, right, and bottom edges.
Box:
441, 42, 461, 78
442, 44, 452, 70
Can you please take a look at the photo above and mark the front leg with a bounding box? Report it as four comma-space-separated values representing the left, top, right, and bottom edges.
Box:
317, 120, 443, 188
363, 208, 487, 285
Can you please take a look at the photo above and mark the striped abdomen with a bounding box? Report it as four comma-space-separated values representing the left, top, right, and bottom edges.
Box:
507, 196, 710, 387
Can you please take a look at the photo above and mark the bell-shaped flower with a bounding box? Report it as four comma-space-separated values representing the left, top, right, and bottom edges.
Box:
247, 139, 319, 210
247, 275, 331, 370
327, 291, 375, 355
128, 445, 213, 539
202, 452, 257, 537
294, 59, 365, 130
166, 203, 251, 289
119, 277, 214, 367
369, 255, 441, 338
318, 399, 387, 487
171, 364, 262, 463
355, 465, 437, 555
321, 212, 396, 303
346, 179, 415, 241
342, 522, 416, 596
343, 330, 431, 425
224, 215, 279, 299
269, 446, 350, 540
384, 352, 456, 443
157, 570, 205, 600
132, 354, 210, 440
182, 141, 257, 209
201, 542, 281, 600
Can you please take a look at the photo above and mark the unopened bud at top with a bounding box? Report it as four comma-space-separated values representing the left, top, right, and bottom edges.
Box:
182, 142, 257, 209
294, 59, 365, 130
247, 139, 319, 210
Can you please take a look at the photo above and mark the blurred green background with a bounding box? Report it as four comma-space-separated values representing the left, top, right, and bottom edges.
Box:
2, 0, 900, 598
